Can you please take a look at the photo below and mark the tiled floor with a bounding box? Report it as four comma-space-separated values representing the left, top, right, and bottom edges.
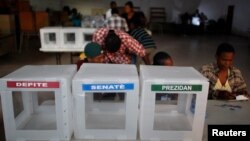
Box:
0, 34, 249, 141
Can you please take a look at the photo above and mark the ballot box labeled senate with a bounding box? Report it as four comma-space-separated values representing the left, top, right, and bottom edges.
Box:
139, 65, 209, 141
72, 63, 139, 140
0, 65, 76, 141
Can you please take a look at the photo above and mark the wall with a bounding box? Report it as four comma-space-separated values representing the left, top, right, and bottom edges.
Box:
29, 0, 61, 11
198, 0, 250, 37
28, 0, 201, 22
28, 0, 250, 36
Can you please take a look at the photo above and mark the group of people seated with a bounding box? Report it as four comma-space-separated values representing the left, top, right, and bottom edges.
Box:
76, 1, 248, 101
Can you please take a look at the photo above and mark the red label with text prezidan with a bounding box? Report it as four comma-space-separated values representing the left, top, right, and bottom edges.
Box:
7, 81, 60, 88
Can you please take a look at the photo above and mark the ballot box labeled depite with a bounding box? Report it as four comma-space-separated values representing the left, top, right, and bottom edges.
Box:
72, 63, 139, 140
0, 65, 76, 141
139, 65, 209, 141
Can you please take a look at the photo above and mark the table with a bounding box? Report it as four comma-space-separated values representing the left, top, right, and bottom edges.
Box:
40, 48, 84, 64
202, 100, 250, 141
70, 100, 250, 141
1, 100, 249, 141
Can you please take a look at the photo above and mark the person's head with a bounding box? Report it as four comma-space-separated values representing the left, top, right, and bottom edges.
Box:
124, 1, 134, 14
63, 6, 71, 14
71, 8, 77, 15
105, 30, 121, 53
110, 1, 117, 9
153, 52, 173, 66
195, 9, 199, 14
84, 42, 104, 63
216, 43, 235, 70
111, 8, 119, 15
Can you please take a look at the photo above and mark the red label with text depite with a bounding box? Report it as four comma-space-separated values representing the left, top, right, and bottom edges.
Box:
7, 81, 60, 88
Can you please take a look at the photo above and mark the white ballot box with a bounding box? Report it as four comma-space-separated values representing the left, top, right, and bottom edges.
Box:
139, 65, 209, 141
60, 27, 81, 48
40, 27, 61, 49
79, 28, 96, 47
72, 64, 139, 140
40, 27, 96, 52
0, 65, 76, 141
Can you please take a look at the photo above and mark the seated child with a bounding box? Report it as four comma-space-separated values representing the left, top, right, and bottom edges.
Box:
153, 52, 173, 66
153, 52, 177, 101
76, 42, 104, 70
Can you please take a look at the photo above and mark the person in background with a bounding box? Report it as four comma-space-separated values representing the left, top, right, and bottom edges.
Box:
106, 1, 117, 19
76, 42, 104, 70
122, 1, 147, 31
93, 28, 148, 64
153, 52, 173, 66
130, 20, 156, 65
70, 8, 82, 27
105, 8, 129, 32
200, 43, 248, 100
61, 6, 72, 26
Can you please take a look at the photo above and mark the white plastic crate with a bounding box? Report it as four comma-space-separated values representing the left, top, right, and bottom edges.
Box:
40, 27, 96, 52
0, 65, 77, 141
72, 63, 139, 140
139, 65, 209, 141
79, 28, 96, 48
40, 27, 61, 49
60, 27, 81, 48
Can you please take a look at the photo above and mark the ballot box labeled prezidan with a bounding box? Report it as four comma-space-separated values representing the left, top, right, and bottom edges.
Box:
72, 63, 139, 140
139, 65, 209, 141
0, 65, 76, 141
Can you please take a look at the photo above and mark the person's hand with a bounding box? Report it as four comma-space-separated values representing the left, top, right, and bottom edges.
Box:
217, 90, 236, 100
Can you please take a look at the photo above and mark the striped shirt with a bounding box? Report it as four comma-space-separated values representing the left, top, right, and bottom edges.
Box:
130, 28, 156, 49
200, 63, 248, 99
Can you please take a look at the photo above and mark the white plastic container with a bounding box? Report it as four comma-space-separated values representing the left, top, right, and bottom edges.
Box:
72, 63, 139, 140
60, 27, 81, 48
139, 65, 209, 141
40, 27, 61, 49
40, 27, 96, 52
79, 28, 96, 48
0, 65, 76, 141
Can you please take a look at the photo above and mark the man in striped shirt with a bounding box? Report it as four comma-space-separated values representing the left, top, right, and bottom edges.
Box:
130, 27, 156, 65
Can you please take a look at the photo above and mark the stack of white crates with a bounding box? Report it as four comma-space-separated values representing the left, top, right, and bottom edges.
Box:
72, 63, 139, 140
40, 27, 96, 52
0, 65, 76, 141
139, 65, 209, 141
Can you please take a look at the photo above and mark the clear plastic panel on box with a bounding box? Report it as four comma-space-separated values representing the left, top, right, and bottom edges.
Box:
85, 92, 126, 129
44, 33, 56, 45
83, 34, 92, 42
64, 33, 76, 45
12, 91, 57, 130
154, 93, 195, 131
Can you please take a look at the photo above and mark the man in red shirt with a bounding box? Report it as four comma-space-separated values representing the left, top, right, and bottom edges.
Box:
92, 28, 149, 64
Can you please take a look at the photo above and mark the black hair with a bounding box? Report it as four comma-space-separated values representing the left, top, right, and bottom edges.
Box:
105, 30, 121, 53
153, 52, 172, 65
125, 1, 134, 8
110, 1, 117, 6
216, 43, 235, 56
63, 6, 71, 14
111, 8, 119, 15
71, 8, 77, 15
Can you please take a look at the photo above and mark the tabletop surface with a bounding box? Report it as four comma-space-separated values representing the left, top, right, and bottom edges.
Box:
70, 100, 250, 141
